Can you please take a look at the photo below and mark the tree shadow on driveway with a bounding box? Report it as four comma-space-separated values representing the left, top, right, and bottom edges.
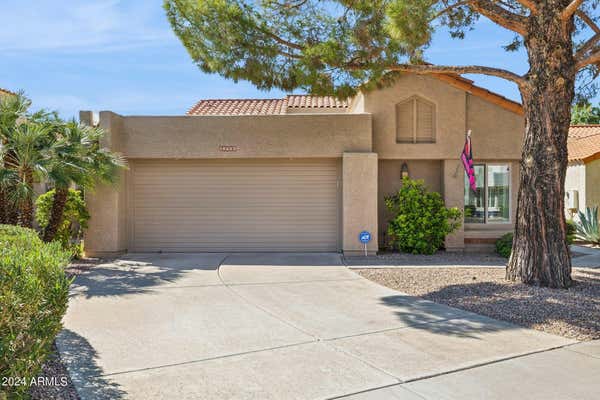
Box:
56, 329, 127, 400
379, 268, 600, 341
69, 254, 223, 298
379, 294, 521, 339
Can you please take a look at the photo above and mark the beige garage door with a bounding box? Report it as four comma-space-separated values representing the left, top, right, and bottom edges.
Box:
130, 159, 340, 252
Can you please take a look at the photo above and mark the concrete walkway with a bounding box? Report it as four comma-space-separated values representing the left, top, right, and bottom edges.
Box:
57, 253, 599, 400
571, 245, 600, 268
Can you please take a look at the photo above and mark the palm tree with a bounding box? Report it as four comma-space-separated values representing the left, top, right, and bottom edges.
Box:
0, 92, 31, 224
2, 122, 54, 227
42, 121, 126, 242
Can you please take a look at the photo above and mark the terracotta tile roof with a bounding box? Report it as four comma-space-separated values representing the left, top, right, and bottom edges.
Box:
187, 98, 286, 116
568, 125, 600, 162
187, 95, 349, 116
286, 95, 349, 109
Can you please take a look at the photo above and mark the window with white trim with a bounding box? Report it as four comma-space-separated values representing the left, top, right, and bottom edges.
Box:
396, 96, 436, 143
464, 164, 511, 224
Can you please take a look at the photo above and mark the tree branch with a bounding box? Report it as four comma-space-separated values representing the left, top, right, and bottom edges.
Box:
431, 0, 471, 21
562, 0, 585, 20
470, 0, 527, 35
386, 63, 526, 86
515, 0, 538, 14
576, 33, 600, 59
577, 48, 600, 69
577, 10, 600, 34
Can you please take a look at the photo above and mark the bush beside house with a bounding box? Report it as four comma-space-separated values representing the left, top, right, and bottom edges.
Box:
0, 225, 72, 400
385, 178, 462, 255
36, 189, 90, 258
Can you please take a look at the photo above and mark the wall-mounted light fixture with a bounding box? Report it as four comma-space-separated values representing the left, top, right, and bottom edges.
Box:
401, 162, 409, 179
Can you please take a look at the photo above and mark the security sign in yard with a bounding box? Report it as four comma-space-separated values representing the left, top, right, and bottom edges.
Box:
359, 231, 371, 256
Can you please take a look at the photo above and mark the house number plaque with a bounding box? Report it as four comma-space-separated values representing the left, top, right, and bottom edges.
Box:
219, 145, 239, 152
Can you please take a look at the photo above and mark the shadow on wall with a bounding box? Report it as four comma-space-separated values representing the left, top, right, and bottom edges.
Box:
70, 254, 221, 298
379, 295, 521, 339
56, 329, 126, 400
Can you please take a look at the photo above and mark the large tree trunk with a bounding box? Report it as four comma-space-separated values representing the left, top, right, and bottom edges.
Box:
43, 187, 69, 242
507, 5, 575, 288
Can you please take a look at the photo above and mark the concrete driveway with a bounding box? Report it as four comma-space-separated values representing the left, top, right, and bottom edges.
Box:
57, 253, 598, 399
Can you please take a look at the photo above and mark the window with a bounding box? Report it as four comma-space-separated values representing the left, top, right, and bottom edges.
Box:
396, 96, 436, 143
464, 164, 510, 223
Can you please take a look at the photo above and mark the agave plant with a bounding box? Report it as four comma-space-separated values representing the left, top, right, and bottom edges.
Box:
576, 207, 600, 245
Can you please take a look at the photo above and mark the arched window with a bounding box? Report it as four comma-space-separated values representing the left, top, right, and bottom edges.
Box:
396, 96, 436, 143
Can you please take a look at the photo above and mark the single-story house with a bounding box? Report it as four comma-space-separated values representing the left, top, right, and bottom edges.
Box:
82, 73, 524, 256
565, 125, 600, 218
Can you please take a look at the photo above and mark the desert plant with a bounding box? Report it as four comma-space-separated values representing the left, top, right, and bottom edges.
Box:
385, 178, 462, 255
566, 219, 577, 245
36, 189, 90, 257
42, 120, 125, 243
0, 93, 59, 228
495, 233, 513, 258
576, 207, 600, 245
0, 225, 71, 399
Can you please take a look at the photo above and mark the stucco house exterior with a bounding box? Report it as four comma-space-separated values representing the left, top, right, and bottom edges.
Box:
565, 125, 600, 219
83, 73, 524, 257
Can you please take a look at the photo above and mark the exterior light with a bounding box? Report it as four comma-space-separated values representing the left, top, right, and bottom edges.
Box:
401, 162, 409, 179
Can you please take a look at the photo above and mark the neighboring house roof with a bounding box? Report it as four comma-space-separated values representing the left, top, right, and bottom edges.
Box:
568, 125, 600, 163
187, 95, 348, 116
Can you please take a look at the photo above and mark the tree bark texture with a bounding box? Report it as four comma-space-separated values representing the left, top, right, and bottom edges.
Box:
19, 169, 34, 228
507, 3, 575, 288
43, 187, 68, 242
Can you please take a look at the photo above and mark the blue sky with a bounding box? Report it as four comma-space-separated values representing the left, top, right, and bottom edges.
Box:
2, 0, 532, 119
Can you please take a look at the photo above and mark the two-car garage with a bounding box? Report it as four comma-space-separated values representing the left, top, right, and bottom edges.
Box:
129, 159, 341, 252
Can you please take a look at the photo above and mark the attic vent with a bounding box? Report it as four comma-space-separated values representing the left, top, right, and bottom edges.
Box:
396, 96, 436, 143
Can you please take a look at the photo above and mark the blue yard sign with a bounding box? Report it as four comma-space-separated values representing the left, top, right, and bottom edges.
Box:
359, 231, 371, 244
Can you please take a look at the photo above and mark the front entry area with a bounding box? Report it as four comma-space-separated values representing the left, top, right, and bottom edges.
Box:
129, 159, 341, 252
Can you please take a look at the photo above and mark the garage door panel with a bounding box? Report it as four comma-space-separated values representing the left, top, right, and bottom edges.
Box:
130, 159, 340, 252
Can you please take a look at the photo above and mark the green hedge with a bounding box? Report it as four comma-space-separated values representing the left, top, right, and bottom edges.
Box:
0, 225, 72, 399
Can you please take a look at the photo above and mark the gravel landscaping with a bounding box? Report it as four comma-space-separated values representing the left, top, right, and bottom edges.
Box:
357, 267, 600, 341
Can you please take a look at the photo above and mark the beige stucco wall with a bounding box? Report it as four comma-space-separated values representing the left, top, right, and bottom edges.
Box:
377, 160, 442, 248
84, 111, 129, 256
342, 153, 378, 255
364, 74, 466, 160
120, 114, 372, 159
466, 95, 524, 159
361, 74, 524, 161
586, 159, 600, 210
565, 162, 586, 218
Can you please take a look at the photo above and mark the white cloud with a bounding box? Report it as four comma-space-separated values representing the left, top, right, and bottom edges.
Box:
0, 0, 173, 53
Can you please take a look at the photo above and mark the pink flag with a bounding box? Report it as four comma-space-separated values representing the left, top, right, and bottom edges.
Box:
461, 131, 476, 192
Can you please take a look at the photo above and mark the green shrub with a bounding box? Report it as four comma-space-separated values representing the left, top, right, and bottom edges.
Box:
0, 225, 72, 399
496, 221, 577, 258
495, 233, 513, 258
35, 189, 90, 258
385, 178, 462, 254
